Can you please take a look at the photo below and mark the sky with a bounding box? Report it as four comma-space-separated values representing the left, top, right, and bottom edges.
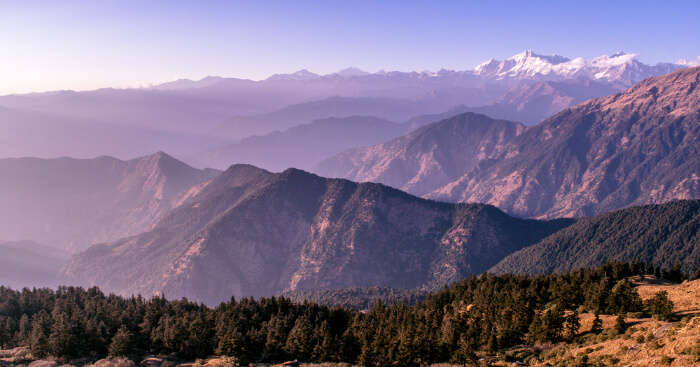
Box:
1, 0, 699, 94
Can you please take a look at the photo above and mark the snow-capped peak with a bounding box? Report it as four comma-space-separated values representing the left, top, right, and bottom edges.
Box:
474, 50, 684, 85
590, 52, 640, 67
508, 49, 570, 65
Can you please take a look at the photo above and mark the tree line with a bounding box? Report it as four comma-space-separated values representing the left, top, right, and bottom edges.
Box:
0, 262, 680, 366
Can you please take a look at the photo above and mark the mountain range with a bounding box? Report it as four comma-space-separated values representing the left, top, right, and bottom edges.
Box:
474, 50, 681, 86
1, 57, 698, 305
0, 51, 687, 165
193, 116, 406, 171
319, 66, 700, 218
62, 166, 572, 305
0, 152, 218, 252
315, 113, 525, 196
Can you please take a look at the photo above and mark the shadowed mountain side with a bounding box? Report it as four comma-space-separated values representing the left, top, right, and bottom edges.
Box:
490, 200, 700, 275
62, 166, 572, 305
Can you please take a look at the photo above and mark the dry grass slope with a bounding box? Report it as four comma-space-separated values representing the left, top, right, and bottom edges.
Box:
527, 278, 700, 367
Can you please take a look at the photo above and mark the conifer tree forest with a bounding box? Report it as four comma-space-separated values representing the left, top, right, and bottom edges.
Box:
0, 262, 681, 366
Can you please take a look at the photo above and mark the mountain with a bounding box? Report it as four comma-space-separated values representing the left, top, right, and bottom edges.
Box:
193, 116, 405, 171
0, 240, 70, 289
490, 200, 700, 275
209, 96, 447, 139
474, 50, 683, 86
1, 50, 685, 161
465, 79, 620, 124
403, 79, 620, 128
0, 152, 219, 252
430, 66, 700, 218
62, 166, 572, 304
314, 113, 525, 196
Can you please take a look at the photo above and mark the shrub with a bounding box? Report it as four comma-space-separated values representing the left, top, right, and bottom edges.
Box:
660, 355, 674, 365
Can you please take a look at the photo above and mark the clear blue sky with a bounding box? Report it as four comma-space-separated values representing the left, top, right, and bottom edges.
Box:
1, 0, 699, 94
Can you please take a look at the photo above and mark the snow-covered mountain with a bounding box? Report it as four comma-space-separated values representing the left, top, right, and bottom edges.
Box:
474, 50, 683, 86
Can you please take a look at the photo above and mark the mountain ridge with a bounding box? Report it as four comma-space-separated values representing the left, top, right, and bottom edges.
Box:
62, 165, 572, 304
318, 67, 700, 219
490, 200, 700, 275
314, 112, 525, 196
430, 66, 700, 218
0, 152, 219, 252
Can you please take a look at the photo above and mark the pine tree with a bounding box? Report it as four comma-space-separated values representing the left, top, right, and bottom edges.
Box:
0, 317, 10, 349
48, 311, 78, 357
486, 332, 497, 353
648, 291, 674, 321
452, 335, 477, 367
590, 313, 603, 334
30, 311, 51, 358
541, 305, 565, 342
527, 312, 545, 343
314, 321, 335, 362
564, 310, 580, 340
284, 316, 314, 362
17, 314, 31, 345
108, 325, 134, 358
614, 315, 627, 335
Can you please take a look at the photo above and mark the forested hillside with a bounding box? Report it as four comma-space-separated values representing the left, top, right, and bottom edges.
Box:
491, 200, 700, 275
281, 286, 429, 311
0, 262, 677, 366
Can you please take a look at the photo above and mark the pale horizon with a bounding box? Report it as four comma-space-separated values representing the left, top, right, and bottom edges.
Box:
2, 0, 700, 94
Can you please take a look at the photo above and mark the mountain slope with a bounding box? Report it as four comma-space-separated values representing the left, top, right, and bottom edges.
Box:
490, 200, 700, 275
0, 152, 219, 252
314, 113, 525, 196
193, 116, 405, 171
0, 241, 70, 289
467, 79, 620, 125
431, 66, 700, 218
62, 166, 571, 304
